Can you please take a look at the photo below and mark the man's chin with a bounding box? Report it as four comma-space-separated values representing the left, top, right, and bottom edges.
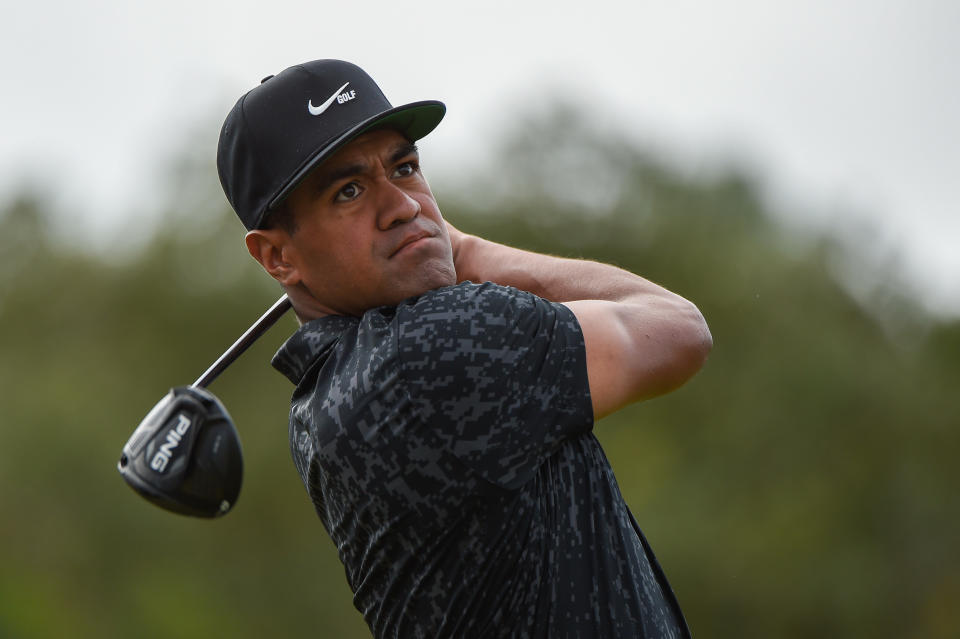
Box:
301, 259, 458, 318
390, 261, 458, 305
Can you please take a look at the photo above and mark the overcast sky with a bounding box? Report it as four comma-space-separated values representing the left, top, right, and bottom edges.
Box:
2, 0, 957, 315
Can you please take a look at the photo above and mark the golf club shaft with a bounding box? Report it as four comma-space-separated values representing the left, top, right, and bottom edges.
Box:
192, 294, 293, 388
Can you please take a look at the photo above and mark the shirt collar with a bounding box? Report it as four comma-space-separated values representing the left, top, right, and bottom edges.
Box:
271, 315, 358, 385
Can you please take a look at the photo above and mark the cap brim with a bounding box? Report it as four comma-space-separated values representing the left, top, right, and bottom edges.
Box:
266, 100, 445, 217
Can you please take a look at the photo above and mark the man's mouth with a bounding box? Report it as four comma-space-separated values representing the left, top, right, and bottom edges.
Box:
390, 230, 433, 258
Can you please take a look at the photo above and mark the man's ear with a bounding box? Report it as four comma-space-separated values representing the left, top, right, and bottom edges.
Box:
245, 230, 300, 286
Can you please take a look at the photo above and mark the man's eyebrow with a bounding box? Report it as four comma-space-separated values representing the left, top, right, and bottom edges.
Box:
390, 142, 419, 164
310, 142, 420, 197
312, 162, 368, 197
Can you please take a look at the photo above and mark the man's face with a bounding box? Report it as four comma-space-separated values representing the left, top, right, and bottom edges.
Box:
271, 128, 456, 317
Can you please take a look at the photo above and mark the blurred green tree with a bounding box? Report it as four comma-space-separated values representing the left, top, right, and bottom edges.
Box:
0, 104, 956, 638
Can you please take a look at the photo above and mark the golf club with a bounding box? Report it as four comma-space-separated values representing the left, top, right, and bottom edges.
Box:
117, 294, 292, 518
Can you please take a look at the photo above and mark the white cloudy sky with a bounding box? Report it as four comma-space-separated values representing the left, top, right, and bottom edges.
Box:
2, 0, 958, 315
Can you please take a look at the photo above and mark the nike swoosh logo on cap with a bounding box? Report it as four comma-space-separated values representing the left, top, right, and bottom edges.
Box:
307, 82, 350, 116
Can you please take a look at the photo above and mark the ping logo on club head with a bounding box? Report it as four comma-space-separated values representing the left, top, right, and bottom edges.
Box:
150, 413, 193, 473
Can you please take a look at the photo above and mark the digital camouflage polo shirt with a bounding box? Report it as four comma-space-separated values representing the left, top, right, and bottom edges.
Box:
272, 282, 690, 638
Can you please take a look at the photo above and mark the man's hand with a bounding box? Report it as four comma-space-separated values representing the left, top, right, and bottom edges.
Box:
445, 224, 712, 420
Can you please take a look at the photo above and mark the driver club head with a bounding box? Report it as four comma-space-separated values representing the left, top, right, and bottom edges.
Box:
118, 386, 243, 518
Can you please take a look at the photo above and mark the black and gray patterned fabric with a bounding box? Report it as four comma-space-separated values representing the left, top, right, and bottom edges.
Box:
272, 282, 690, 638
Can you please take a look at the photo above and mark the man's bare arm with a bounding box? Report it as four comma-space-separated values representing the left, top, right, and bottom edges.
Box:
448, 225, 712, 420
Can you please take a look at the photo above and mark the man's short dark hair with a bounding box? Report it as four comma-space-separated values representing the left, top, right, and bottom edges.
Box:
262, 201, 298, 235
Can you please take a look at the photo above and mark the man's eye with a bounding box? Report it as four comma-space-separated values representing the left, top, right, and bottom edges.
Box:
334, 182, 363, 202
392, 162, 417, 178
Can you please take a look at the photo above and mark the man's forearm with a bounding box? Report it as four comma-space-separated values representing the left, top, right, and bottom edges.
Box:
452, 231, 675, 305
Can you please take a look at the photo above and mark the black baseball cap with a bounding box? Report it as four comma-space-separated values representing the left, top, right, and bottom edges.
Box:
217, 59, 445, 230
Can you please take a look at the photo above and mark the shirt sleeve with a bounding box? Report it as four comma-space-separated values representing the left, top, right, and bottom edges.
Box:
396, 282, 594, 490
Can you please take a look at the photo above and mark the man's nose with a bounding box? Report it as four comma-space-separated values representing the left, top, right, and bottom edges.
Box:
377, 181, 421, 230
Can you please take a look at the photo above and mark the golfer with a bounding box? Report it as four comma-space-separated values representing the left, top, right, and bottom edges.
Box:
218, 59, 711, 638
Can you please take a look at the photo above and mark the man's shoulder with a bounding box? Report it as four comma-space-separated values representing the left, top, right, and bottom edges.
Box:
272, 282, 570, 385
401, 280, 528, 310
395, 281, 541, 328
395, 281, 586, 388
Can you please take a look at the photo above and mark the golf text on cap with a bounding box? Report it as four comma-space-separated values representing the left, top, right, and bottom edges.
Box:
150, 413, 193, 473
308, 81, 356, 116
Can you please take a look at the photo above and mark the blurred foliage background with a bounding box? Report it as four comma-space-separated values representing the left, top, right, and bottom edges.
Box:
1, 105, 957, 639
